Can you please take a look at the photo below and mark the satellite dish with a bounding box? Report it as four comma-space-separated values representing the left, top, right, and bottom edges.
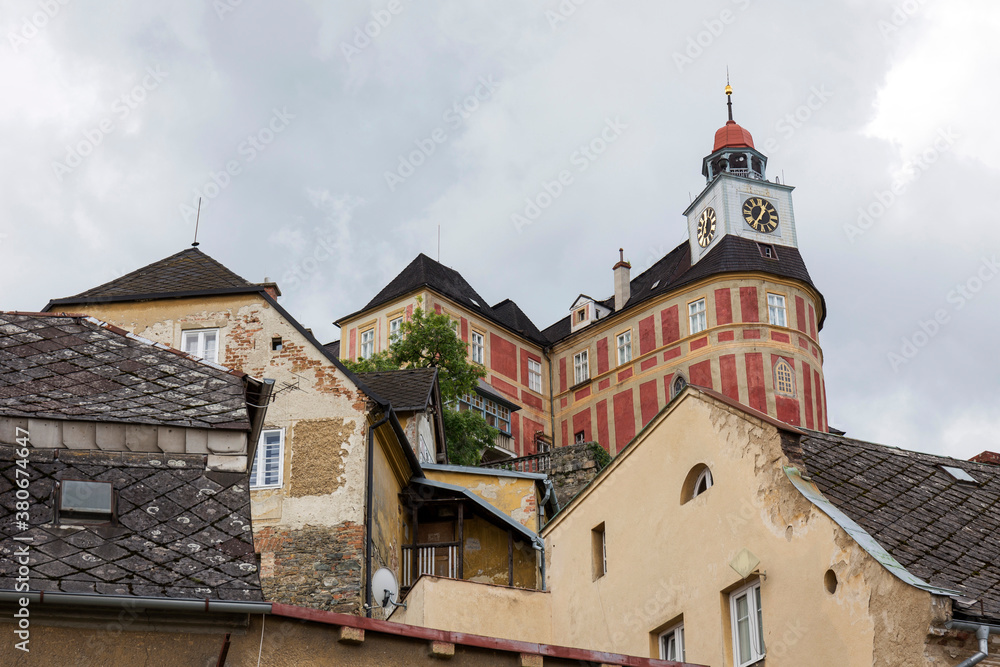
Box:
371, 567, 403, 613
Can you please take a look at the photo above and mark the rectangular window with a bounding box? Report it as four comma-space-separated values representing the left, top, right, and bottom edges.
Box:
389, 316, 403, 343
574, 431, 585, 444
659, 624, 685, 662
730, 581, 764, 666
689, 298, 707, 335
592, 522, 606, 580
573, 350, 589, 385
768, 293, 787, 327
58, 479, 115, 524
471, 331, 485, 364
250, 429, 284, 489
457, 394, 511, 435
616, 331, 632, 366
575, 307, 587, 323
359, 328, 375, 360
528, 359, 542, 393
182, 328, 219, 363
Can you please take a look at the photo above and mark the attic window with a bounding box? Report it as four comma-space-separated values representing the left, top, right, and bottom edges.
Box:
271, 337, 283, 351
650, 280, 660, 290
58, 479, 115, 524
757, 243, 778, 260
941, 466, 979, 484
575, 308, 587, 323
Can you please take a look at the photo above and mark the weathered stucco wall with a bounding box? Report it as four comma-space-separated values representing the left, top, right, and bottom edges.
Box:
391, 575, 554, 645
539, 392, 945, 664
70, 295, 372, 613
424, 468, 539, 530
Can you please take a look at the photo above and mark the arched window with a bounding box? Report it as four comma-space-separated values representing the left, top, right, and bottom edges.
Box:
774, 359, 795, 396
671, 374, 688, 398
681, 464, 714, 504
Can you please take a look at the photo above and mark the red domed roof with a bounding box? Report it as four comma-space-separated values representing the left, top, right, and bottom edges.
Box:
713, 120, 754, 152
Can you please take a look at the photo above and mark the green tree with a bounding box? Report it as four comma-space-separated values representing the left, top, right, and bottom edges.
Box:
343, 305, 495, 464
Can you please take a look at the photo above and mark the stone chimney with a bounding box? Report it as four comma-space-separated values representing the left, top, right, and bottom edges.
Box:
613, 249, 631, 312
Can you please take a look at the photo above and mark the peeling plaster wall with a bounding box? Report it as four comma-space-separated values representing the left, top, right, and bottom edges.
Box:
538, 393, 946, 664
424, 469, 539, 530
71, 295, 372, 612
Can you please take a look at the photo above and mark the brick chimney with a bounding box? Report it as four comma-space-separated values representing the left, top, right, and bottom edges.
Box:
257, 277, 282, 300
613, 248, 631, 312
970, 451, 1000, 465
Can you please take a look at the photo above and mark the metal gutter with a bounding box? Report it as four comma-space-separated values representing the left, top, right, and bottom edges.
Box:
245, 377, 275, 467
0, 590, 271, 615
946, 622, 994, 667
783, 466, 962, 597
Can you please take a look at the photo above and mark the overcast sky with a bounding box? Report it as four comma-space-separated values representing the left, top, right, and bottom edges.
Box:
2, 0, 997, 461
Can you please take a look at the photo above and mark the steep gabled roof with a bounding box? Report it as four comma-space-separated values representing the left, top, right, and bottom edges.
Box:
0, 312, 250, 429
0, 446, 262, 602
491, 299, 546, 344
799, 430, 1000, 624
541, 236, 823, 343
45, 247, 260, 306
357, 368, 438, 412
337, 254, 548, 346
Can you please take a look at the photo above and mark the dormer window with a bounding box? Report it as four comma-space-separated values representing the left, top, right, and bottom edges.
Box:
57, 479, 115, 525
575, 308, 587, 324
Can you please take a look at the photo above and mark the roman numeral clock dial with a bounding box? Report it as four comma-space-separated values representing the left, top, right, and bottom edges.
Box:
742, 197, 779, 233
697, 207, 717, 248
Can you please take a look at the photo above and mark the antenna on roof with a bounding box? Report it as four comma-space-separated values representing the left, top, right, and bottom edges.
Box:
191, 197, 202, 247
437, 224, 441, 262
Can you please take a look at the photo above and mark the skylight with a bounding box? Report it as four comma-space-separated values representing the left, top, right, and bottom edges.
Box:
59, 479, 115, 523
941, 466, 978, 484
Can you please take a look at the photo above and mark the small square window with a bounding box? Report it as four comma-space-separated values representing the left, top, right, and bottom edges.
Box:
574, 431, 586, 444
575, 308, 587, 323
757, 243, 778, 259
271, 337, 283, 351
182, 328, 220, 363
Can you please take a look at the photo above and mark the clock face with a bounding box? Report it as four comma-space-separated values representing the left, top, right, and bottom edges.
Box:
696, 207, 717, 248
742, 197, 779, 233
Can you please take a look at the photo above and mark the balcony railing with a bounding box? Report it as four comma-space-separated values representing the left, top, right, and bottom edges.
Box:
480, 450, 551, 474
401, 542, 460, 588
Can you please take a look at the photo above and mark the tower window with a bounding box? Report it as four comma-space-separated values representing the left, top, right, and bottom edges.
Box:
767, 294, 787, 327
757, 243, 778, 259
688, 298, 707, 334
774, 358, 795, 396
671, 374, 688, 398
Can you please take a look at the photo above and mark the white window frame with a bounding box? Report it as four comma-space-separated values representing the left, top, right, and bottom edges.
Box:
181, 328, 220, 364
659, 623, 685, 662
471, 330, 485, 364
767, 293, 787, 327
359, 328, 375, 360
730, 580, 765, 667
689, 298, 707, 335
249, 428, 284, 490
389, 316, 403, 343
616, 330, 632, 366
693, 468, 713, 497
528, 359, 542, 393
573, 350, 589, 385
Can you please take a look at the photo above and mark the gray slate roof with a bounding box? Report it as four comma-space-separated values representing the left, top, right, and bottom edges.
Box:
541, 235, 822, 342
357, 368, 438, 412
338, 254, 549, 346
0, 446, 261, 601
0, 313, 249, 429
799, 431, 1000, 623
54, 247, 255, 301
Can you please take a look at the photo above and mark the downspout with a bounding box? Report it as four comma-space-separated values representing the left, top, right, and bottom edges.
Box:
365, 411, 391, 618
947, 621, 999, 667
533, 538, 546, 592
543, 349, 555, 448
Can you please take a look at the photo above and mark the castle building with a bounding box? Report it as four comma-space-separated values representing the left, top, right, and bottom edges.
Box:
337, 87, 829, 457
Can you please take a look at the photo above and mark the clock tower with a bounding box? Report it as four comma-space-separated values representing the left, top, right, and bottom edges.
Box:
684, 85, 799, 264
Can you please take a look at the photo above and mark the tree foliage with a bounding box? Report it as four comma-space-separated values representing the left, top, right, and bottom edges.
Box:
442, 408, 497, 466
342, 304, 494, 464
